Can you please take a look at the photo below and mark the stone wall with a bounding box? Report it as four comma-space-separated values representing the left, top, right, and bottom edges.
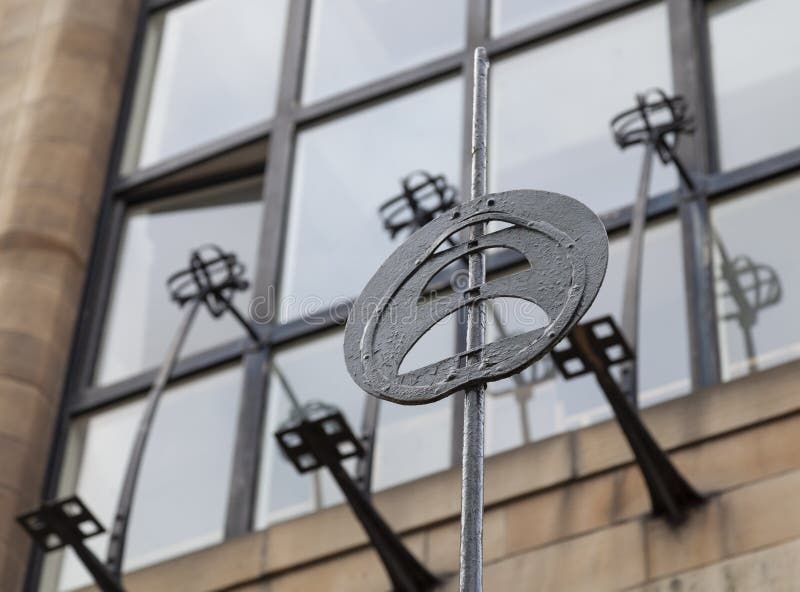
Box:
79, 360, 800, 591
0, 0, 136, 588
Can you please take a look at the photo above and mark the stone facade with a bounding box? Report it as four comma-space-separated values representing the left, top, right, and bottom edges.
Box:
0, 0, 136, 589
73, 360, 800, 592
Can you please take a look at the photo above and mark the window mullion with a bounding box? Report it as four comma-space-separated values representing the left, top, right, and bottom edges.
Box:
224, 0, 312, 539
667, 0, 722, 390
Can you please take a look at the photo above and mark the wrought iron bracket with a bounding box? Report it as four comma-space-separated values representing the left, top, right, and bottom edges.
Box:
276, 401, 439, 591
552, 316, 705, 525
17, 496, 124, 592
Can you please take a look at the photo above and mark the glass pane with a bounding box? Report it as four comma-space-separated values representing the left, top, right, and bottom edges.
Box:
709, 0, 800, 169
47, 365, 243, 591
124, 0, 289, 171
712, 174, 800, 381
281, 78, 462, 323
491, 0, 596, 36
255, 324, 453, 528
490, 3, 675, 216
302, 0, 466, 103
95, 179, 263, 385
484, 218, 689, 455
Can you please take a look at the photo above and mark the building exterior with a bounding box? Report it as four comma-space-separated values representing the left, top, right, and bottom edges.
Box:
1, 0, 799, 590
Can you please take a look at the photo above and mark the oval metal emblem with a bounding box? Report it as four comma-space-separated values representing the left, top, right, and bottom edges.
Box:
344, 189, 608, 405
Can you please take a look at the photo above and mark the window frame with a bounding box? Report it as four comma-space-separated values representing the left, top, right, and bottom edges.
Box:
30, 0, 800, 586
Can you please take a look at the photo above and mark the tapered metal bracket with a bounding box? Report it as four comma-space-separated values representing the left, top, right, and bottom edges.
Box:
276, 401, 439, 592
17, 496, 123, 592
553, 315, 704, 524
19, 245, 256, 590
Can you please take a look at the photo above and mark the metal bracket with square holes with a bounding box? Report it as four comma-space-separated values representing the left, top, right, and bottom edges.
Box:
275, 401, 439, 592
556, 316, 704, 524
17, 496, 123, 592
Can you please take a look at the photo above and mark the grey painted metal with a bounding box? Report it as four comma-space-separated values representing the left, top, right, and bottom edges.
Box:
344, 189, 609, 404
343, 49, 609, 590
354, 395, 380, 494
460, 47, 489, 592
611, 89, 693, 406
618, 141, 653, 406
106, 297, 201, 580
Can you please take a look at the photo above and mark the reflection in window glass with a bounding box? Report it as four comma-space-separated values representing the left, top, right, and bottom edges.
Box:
491, 0, 595, 36
126, 0, 288, 170
45, 366, 243, 591
484, 219, 688, 455
281, 79, 462, 322
255, 324, 453, 528
302, 0, 466, 103
709, 0, 800, 170
95, 179, 262, 385
490, 4, 674, 216
712, 174, 800, 381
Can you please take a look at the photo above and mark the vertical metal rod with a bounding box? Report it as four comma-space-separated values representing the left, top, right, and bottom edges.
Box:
106, 297, 202, 580
619, 141, 655, 407
271, 363, 303, 415
355, 395, 380, 495
459, 47, 489, 592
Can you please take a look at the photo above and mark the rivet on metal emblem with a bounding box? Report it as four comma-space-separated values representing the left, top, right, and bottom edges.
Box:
343, 189, 609, 405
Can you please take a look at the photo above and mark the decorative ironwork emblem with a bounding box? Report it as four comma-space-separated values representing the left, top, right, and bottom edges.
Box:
344, 189, 608, 405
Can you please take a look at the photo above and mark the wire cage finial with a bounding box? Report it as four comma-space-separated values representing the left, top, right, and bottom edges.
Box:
166, 244, 249, 317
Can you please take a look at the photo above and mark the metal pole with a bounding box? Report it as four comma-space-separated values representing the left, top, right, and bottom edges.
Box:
355, 395, 380, 494
619, 141, 655, 407
106, 297, 202, 580
459, 47, 488, 592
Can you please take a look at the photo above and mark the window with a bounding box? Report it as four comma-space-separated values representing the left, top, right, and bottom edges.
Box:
122, 0, 289, 171
491, 0, 596, 36
302, 0, 466, 103
45, 366, 243, 591
280, 78, 463, 323
255, 325, 454, 528
95, 179, 263, 385
484, 218, 689, 453
712, 173, 800, 381
490, 3, 674, 216
708, 0, 800, 170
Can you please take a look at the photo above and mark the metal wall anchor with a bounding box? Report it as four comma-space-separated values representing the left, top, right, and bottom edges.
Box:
17, 497, 123, 592
276, 401, 439, 591
552, 315, 704, 524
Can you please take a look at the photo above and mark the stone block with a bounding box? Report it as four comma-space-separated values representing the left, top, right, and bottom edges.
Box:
721, 469, 800, 557
120, 531, 266, 592
674, 411, 800, 496
0, 376, 53, 445
482, 520, 646, 592
645, 498, 724, 579
484, 431, 574, 505
504, 470, 617, 557
634, 536, 800, 592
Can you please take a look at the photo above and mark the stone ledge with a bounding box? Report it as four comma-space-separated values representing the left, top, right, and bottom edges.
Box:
628, 535, 800, 591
